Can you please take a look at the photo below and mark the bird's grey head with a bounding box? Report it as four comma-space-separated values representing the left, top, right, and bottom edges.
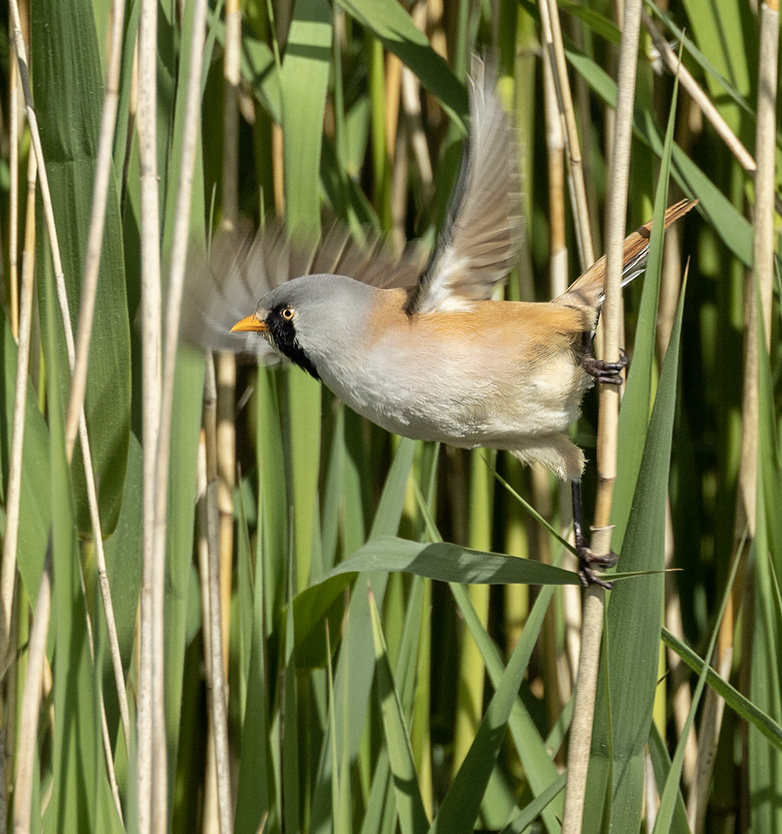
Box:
253, 274, 376, 380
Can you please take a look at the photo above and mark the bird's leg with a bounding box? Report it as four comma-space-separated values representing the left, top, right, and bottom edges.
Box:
571, 480, 618, 589
580, 331, 628, 385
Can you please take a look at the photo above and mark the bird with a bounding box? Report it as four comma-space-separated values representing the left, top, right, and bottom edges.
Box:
185, 67, 696, 586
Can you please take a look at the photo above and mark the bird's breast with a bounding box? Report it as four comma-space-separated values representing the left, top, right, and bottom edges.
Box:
316, 296, 594, 447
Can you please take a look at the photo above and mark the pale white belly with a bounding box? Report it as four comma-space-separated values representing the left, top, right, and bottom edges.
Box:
318, 340, 591, 450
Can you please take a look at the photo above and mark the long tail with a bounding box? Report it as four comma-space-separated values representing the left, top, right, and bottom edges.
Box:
555, 198, 698, 309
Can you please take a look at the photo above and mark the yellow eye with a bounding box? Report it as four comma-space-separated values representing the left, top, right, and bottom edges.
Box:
281, 307, 295, 321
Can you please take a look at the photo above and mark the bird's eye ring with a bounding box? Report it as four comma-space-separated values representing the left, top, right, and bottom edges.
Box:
281, 307, 295, 321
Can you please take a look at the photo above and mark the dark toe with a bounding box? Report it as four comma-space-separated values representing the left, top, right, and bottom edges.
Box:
578, 565, 614, 589
582, 353, 629, 384
576, 544, 618, 588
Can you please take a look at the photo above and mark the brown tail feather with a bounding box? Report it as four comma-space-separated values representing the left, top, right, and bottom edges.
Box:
556, 198, 698, 309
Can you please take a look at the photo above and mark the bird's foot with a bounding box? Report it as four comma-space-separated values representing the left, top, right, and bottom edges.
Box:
576, 539, 618, 589
582, 350, 628, 385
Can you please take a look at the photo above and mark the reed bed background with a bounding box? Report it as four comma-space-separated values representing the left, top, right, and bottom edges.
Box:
0, 0, 780, 831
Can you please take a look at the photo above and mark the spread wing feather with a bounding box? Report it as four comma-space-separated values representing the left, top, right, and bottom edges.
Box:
404, 61, 522, 315
180, 60, 522, 355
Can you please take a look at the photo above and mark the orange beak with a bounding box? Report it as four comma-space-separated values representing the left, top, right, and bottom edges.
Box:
231, 313, 268, 333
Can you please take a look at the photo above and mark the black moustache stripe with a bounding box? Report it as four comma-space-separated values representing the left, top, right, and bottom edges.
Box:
267, 311, 320, 380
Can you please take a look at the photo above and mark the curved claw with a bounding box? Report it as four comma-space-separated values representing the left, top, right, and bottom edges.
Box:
582, 350, 629, 385
571, 480, 618, 588
576, 543, 618, 589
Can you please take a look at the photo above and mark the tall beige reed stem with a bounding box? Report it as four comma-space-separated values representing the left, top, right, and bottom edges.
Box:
561, 0, 644, 829
200, 356, 233, 834
217, 0, 240, 698
147, 0, 217, 831
738, 0, 779, 532
8, 38, 19, 340
137, 0, 164, 827
542, 35, 583, 695
11, 553, 51, 834
537, 0, 596, 270
5, 144, 37, 834
217, 17, 239, 680
199, 0, 236, 827
0, 128, 33, 672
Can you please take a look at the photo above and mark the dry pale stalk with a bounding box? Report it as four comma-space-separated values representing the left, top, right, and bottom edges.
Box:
543, 45, 568, 299
643, 14, 755, 174
426, 0, 447, 61
222, 0, 241, 228
2, 149, 38, 834
136, 0, 164, 826
0, 8, 53, 660
0, 151, 36, 668
23, 137, 39, 389
406, 4, 434, 198
74, 542, 125, 822
1, 584, 17, 829
656, 223, 684, 360
644, 11, 782, 220
562, 0, 645, 828
385, 52, 402, 161
8, 40, 19, 339
687, 649, 733, 832
273, 123, 285, 215
147, 0, 214, 827
218, 0, 240, 675
216, 355, 235, 674
542, 30, 583, 682
196, 433, 220, 834
390, 109, 410, 249
12, 558, 51, 834
729, 8, 779, 832
752, 0, 778, 348
401, 71, 432, 197
735, 0, 779, 553
202, 356, 233, 834
210, 2, 241, 827
562, 586, 604, 828
537, 0, 595, 271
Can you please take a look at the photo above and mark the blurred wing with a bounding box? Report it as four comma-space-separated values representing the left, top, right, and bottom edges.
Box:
180, 222, 287, 358
180, 220, 427, 358
404, 62, 521, 315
